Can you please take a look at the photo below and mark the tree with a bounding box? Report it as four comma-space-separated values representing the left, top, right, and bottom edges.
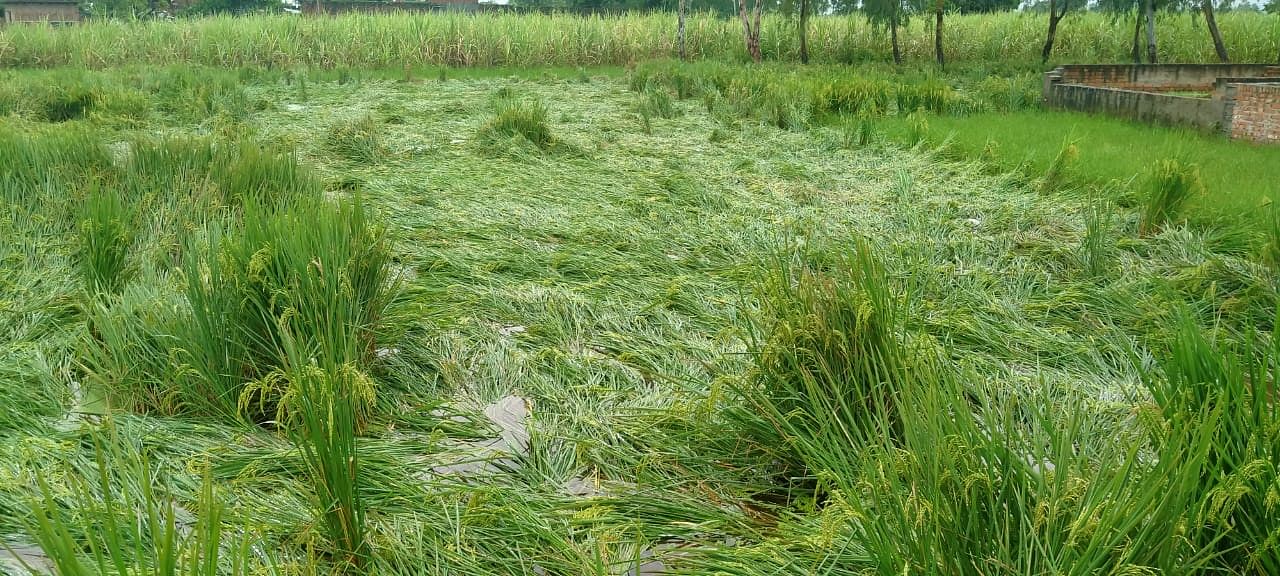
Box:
799, 0, 810, 64
1201, 0, 1229, 62
678, 0, 687, 60
1132, 9, 1143, 63
1041, 0, 1082, 64
865, 0, 909, 65
1098, 0, 1156, 64
1143, 0, 1158, 63
931, 0, 945, 67
781, 0, 813, 63
737, 0, 764, 62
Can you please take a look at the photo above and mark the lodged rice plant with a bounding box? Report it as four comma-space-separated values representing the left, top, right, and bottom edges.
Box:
735, 241, 1278, 573
18, 426, 279, 576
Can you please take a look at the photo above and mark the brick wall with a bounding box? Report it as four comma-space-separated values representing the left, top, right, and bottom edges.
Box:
1227, 84, 1280, 144
1054, 64, 1280, 92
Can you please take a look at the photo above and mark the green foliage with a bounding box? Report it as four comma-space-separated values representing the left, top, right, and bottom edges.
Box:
840, 113, 877, 148
764, 87, 810, 131
894, 80, 952, 115
863, 0, 910, 32
0, 347, 63, 434
80, 284, 187, 414
477, 96, 554, 149
7, 58, 1280, 576
844, 368, 1226, 574
1262, 205, 1280, 269
735, 245, 1278, 574
904, 109, 928, 145
42, 84, 96, 123
182, 0, 279, 16
282, 355, 370, 571
142, 67, 252, 122
893, 111, 1279, 230
173, 140, 321, 208
1139, 159, 1203, 236
972, 74, 1041, 113
0, 67, 252, 124
952, 0, 1019, 11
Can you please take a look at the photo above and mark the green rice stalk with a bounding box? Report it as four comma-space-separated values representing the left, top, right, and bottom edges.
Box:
1138, 159, 1203, 237
76, 186, 134, 296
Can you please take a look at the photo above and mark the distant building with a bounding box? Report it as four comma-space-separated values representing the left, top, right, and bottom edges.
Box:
1, 0, 82, 24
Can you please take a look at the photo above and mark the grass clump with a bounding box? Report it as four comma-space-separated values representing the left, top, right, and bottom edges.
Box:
844, 368, 1227, 573
185, 195, 393, 422
282, 354, 370, 571
42, 84, 96, 123
213, 142, 322, 207
1039, 137, 1078, 193
636, 81, 678, 120
1079, 196, 1115, 277
894, 80, 953, 115
1139, 159, 1203, 237
904, 110, 928, 146
76, 187, 134, 295
841, 112, 876, 148
1143, 314, 1280, 572
1262, 205, 1280, 269
476, 96, 554, 150
738, 240, 907, 483
325, 114, 387, 164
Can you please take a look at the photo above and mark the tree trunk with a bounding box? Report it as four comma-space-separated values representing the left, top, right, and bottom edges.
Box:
752, 0, 763, 62
935, 6, 945, 68
678, 0, 687, 61
799, 0, 810, 64
738, 0, 762, 62
891, 20, 902, 65
1144, 0, 1158, 64
1132, 13, 1142, 64
1202, 0, 1229, 62
1042, 6, 1064, 64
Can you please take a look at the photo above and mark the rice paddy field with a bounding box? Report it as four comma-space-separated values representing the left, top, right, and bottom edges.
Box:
2, 12, 1280, 576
